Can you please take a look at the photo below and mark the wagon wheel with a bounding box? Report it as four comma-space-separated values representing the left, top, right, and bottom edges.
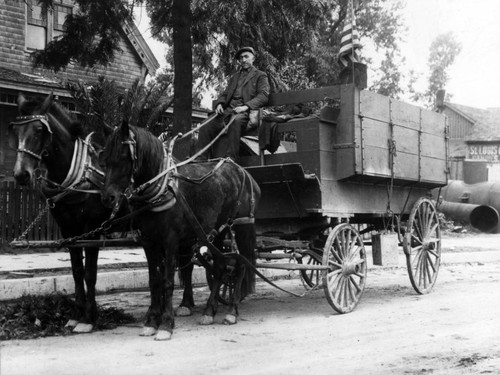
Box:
322, 223, 367, 314
403, 197, 441, 294
298, 248, 323, 289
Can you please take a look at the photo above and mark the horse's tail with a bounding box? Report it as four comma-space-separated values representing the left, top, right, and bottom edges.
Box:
234, 223, 257, 297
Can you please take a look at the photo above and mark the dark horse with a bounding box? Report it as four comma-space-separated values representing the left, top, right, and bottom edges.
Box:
100, 120, 260, 340
9, 93, 127, 333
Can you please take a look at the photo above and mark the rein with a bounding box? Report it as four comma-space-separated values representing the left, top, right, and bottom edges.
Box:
127, 114, 236, 198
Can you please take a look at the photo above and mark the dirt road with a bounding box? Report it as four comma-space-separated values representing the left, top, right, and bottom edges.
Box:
1, 234, 500, 375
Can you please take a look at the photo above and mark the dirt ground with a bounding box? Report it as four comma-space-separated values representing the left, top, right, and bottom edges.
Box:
1, 233, 500, 375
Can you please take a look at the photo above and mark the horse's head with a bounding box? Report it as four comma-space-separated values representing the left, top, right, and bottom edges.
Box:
100, 120, 137, 210
9, 93, 55, 185
10, 93, 82, 185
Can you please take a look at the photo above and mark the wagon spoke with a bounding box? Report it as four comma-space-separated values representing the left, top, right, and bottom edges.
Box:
328, 259, 343, 269
334, 237, 344, 260
428, 221, 439, 237
331, 249, 343, 263
427, 248, 439, 258
347, 279, 356, 301
412, 248, 424, 271
333, 275, 344, 301
343, 278, 351, 307
347, 246, 362, 263
348, 275, 361, 293
328, 270, 342, 291
426, 255, 436, 274
410, 244, 423, 258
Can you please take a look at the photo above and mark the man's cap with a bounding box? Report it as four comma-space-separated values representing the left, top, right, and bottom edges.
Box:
235, 46, 255, 59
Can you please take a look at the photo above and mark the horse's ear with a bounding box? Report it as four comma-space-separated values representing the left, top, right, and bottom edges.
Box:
120, 119, 129, 137
17, 93, 27, 108
40, 92, 53, 113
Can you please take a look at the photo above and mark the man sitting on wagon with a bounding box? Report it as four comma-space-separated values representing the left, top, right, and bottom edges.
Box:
195, 46, 270, 163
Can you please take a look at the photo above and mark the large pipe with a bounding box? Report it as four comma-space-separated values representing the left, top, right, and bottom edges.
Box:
435, 200, 499, 233
432, 180, 500, 233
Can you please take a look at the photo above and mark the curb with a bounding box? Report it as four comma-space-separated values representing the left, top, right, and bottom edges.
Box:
0, 266, 296, 302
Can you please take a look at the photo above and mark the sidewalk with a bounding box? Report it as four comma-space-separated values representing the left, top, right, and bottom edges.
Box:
2, 234, 500, 301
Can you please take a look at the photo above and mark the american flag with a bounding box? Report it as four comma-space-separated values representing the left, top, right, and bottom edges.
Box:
338, 0, 362, 67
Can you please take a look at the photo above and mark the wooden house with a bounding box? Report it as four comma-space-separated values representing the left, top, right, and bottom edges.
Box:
0, 0, 160, 180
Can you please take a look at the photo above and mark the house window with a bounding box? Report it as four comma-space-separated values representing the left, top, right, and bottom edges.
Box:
26, 0, 73, 50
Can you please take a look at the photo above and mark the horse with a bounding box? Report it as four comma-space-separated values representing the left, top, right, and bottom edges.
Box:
100, 119, 261, 340
8, 93, 128, 333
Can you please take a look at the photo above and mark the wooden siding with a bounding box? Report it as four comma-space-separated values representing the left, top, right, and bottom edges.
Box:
0, 0, 146, 89
443, 107, 474, 140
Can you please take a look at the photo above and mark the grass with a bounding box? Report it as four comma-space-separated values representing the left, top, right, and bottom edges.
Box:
0, 293, 135, 340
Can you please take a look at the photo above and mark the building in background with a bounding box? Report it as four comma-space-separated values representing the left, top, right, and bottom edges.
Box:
441, 102, 500, 183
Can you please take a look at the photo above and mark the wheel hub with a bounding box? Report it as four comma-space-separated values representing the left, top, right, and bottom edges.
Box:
341, 261, 360, 276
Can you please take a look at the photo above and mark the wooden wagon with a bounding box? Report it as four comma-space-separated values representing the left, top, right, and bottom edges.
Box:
238, 83, 448, 313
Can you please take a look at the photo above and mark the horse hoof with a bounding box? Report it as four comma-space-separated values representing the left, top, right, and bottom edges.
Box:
199, 315, 214, 325
72, 323, 94, 333
64, 319, 79, 329
175, 306, 192, 317
154, 330, 172, 341
223, 314, 237, 325
140, 326, 157, 336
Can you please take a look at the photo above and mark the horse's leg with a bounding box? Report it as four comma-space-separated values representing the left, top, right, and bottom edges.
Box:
224, 260, 245, 325
176, 252, 194, 317
234, 223, 257, 298
66, 248, 85, 329
73, 247, 99, 333
156, 241, 177, 341
200, 257, 223, 325
141, 243, 162, 337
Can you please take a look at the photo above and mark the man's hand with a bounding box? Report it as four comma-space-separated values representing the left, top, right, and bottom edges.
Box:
233, 105, 249, 114
215, 104, 225, 115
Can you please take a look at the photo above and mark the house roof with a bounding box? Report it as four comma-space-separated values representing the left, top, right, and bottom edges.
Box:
121, 19, 160, 74
444, 102, 500, 142
0, 66, 68, 97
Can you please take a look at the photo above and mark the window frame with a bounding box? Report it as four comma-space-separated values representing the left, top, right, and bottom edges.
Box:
25, 0, 73, 51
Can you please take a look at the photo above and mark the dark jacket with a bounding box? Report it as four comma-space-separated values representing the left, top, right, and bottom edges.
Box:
215, 66, 270, 110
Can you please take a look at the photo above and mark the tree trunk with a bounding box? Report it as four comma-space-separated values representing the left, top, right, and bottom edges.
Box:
172, 0, 192, 159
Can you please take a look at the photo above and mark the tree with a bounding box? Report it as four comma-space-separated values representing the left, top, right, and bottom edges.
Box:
370, 50, 405, 99
410, 32, 462, 108
32, 0, 405, 136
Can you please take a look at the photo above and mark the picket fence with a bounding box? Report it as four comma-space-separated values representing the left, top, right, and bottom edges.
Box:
0, 180, 60, 250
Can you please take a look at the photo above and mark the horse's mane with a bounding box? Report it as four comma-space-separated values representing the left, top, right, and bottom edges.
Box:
47, 101, 83, 140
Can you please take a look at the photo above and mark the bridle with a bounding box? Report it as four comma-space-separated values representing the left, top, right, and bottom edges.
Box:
9, 114, 52, 161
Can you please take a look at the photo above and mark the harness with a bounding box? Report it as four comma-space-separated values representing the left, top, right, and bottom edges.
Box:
10, 115, 52, 160
41, 133, 104, 205
10, 114, 104, 206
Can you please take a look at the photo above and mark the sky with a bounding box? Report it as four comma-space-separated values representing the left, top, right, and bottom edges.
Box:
136, 0, 500, 109
400, 0, 500, 109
